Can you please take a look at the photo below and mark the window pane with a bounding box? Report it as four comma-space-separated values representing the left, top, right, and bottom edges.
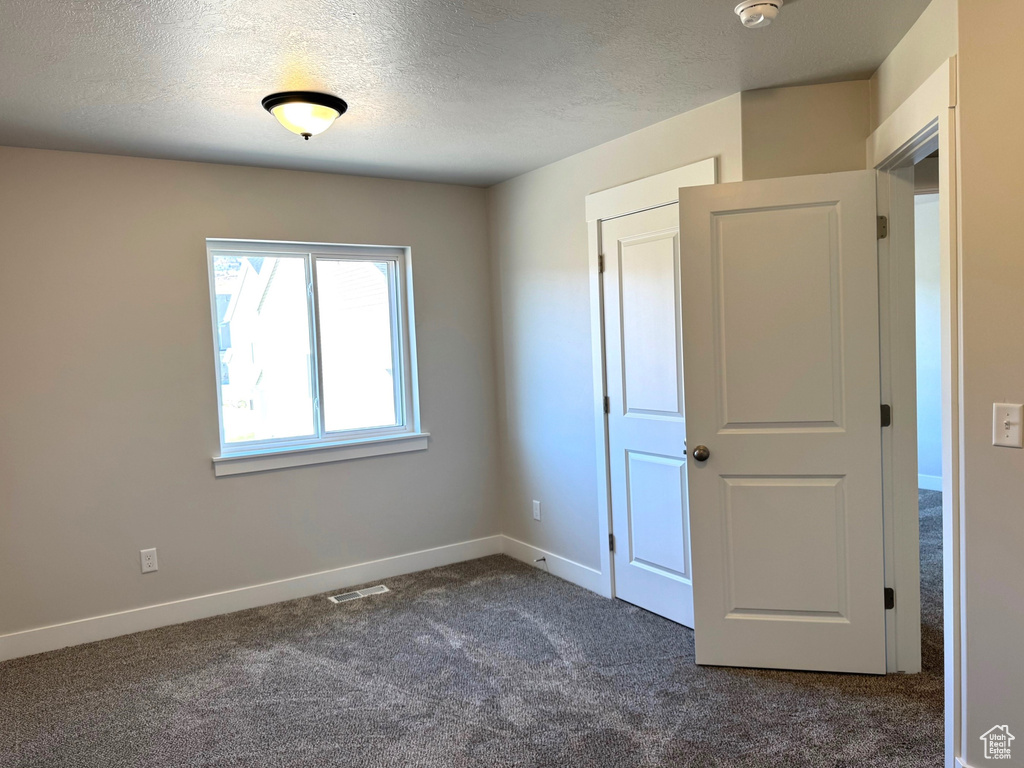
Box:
212, 254, 315, 443
317, 260, 399, 432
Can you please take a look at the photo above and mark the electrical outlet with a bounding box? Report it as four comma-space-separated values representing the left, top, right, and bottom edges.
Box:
532, 500, 542, 521
140, 548, 159, 573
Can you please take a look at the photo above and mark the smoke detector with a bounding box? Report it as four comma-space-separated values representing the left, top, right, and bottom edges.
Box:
735, 0, 783, 28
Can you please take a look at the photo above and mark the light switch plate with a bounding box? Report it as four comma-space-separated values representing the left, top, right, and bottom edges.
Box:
532, 500, 542, 521
993, 403, 1023, 448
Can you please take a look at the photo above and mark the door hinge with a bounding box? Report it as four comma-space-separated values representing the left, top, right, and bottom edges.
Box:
877, 215, 889, 240
885, 587, 896, 610
881, 404, 892, 428
604, 396, 610, 414
609, 533, 615, 552
598, 253, 605, 273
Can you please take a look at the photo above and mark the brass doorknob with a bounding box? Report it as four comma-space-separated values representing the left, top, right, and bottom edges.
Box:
692, 445, 710, 462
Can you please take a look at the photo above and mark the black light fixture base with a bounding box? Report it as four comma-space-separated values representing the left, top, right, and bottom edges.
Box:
261, 91, 349, 116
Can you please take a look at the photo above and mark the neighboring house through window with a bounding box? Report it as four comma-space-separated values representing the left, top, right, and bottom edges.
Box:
206, 239, 425, 475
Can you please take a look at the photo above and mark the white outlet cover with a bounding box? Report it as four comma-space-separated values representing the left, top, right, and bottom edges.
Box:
532, 500, 542, 521
993, 403, 1024, 448
140, 548, 159, 573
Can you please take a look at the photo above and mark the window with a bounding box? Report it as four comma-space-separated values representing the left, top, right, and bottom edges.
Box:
206, 239, 425, 476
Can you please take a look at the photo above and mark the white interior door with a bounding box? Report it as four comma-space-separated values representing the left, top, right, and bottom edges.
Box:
679, 171, 887, 673
602, 204, 693, 627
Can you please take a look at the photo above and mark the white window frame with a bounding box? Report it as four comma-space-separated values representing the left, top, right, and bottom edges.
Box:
206, 238, 426, 476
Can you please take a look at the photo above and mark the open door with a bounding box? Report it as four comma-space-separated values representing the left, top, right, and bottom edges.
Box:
679, 171, 887, 674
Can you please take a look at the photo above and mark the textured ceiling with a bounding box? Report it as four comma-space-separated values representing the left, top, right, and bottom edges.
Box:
0, 0, 931, 186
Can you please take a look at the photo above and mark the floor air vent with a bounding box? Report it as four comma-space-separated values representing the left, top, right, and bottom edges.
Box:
328, 585, 390, 604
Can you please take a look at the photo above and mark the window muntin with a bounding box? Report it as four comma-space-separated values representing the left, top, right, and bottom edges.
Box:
207, 240, 418, 456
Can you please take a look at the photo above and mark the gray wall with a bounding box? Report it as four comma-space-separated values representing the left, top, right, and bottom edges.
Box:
741, 80, 870, 181
869, 0, 958, 131
957, 1, 1024, 759
0, 146, 500, 635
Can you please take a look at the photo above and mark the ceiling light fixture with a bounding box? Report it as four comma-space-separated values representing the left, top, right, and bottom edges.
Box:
734, 0, 783, 28
261, 91, 348, 140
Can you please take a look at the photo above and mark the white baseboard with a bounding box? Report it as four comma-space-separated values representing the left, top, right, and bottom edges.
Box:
0, 533, 611, 664
500, 535, 606, 596
0, 535, 503, 663
919, 473, 943, 491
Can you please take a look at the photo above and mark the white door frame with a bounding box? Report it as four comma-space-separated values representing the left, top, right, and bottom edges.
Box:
585, 157, 719, 600
868, 57, 963, 767
877, 161, 921, 674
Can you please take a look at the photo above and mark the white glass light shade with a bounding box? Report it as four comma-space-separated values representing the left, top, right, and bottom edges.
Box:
271, 102, 340, 138
262, 92, 348, 140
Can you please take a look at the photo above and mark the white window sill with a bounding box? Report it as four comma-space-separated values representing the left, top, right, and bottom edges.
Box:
212, 432, 430, 477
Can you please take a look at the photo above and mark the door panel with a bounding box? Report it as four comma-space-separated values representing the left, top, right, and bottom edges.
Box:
603, 204, 693, 627
723, 476, 846, 617
714, 204, 843, 428
679, 171, 886, 673
626, 451, 689, 579
620, 231, 684, 416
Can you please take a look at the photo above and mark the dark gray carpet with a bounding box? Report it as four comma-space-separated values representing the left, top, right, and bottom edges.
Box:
0, 494, 944, 767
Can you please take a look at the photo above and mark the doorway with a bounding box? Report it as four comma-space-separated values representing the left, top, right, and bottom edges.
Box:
913, 152, 945, 686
